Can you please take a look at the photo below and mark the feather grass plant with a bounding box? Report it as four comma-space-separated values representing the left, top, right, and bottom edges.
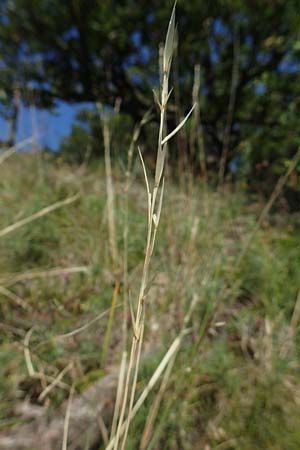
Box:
109, 4, 195, 450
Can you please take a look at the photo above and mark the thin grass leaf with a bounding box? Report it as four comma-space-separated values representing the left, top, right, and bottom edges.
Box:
0, 136, 35, 166
0, 285, 29, 310
138, 146, 152, 223
101, 282, 120, 367
0, 266, 89, 287
165, 87, 174, 105
156, 177, 165, 224
163, 2, 176, 72
0, 194, 80, 239
138, 146, 151, 198
152, 89, 161, 108
51, 304, 122, 341
105, 333, 183, 450
38, 363, 72, 402
161, 103, 196, 146
154, 149, 166, 188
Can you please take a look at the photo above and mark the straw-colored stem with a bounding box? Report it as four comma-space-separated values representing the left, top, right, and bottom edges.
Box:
103, 117, 118, 267
101, 281, 120, 367
120, 320, 145, 450
113, 333, 138, 450
110, 350, 127, 439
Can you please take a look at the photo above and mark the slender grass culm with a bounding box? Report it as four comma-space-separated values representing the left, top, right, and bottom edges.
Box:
110, 110, 152, 442
108, 4, 195, 450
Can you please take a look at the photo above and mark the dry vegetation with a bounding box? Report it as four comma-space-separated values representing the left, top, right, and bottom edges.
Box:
0, 147, 299, 450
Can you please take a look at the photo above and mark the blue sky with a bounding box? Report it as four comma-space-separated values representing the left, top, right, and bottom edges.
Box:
0, 101, 90, 151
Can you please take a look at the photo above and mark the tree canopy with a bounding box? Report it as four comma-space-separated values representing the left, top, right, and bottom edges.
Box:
1, 0, 300, 185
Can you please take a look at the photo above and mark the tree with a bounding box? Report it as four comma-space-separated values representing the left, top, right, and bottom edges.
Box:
1, 0, 300, 184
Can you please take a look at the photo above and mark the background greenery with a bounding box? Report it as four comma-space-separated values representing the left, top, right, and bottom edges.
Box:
0, 0, 300, 198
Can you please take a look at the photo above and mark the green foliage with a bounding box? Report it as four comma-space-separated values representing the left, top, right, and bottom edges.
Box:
1, 1, 300, 186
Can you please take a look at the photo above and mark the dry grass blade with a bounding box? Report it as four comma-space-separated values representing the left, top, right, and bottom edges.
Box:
0, 265, 89, 287
110, 351, 127, 440
152, 89, 161, 108
23, 327, 69, 392
154, 145, 166, 190
98, 414, 110, 447
105, 333, 184, 450
139, 355, 176, 450
113, 335, 138, 450
191, 64, 207, 181
156, 178, 165, 225
0, 136, 35, 166
62, 383, 75, 450
139, 295, 201, 449
0, 193, 80, 238
24, 327, 36, 377
161, 103, 196, 145
99, 103, 118, 267
163, 2, 176, 72
138, 146, 151, 200
138, 146, 152, 224
120, 321, 145, 450
0, 285, 29, 310
38, 363, 72, 402
33, 305, 122, 348
101, 282, 120, 367
54, 305, 121, 338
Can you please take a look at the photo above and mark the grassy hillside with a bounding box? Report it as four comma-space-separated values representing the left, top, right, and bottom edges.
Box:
0, 153, 300, 449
